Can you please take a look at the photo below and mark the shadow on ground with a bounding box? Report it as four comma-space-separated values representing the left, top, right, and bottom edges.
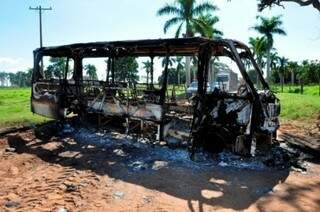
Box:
256, 181, 320, 212
7, 130, 290, 211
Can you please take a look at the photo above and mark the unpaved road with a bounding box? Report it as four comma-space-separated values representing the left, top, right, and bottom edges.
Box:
0, 124, 319, 212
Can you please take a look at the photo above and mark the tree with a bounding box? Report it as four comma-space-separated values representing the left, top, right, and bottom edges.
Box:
251, 15, 286, 82
84, 64, 98, 80
8, 73, 16, 87
161, 57, 175, 68
247, 69, 259, 84
12, 71, 31, 87
44, 65, 54, 79
287, 61, 299, 86
0, 72, 8, 86
157, 0, 218, 85
226, 0, 320, 12
248, 36, 268, 86
175, 56, 185, 85
268, 50, 281, 85
51, 57, 67, 78
158, 68, 186, 85
270, 51, 280, 70
142, 61, 152, 85
113, 57, 139, 86
278, 56, 289, 92
300, 60, 311, 83
25, 68, 33, 87
249, 36, 268, 70
45, 57, 68, 79
193, 14, 223, 38
157, 0, 218, 37
308, 60, 320, 96
257, 0, 320, 12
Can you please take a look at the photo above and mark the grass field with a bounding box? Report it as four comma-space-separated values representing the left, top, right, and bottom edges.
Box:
278, 93, 320, 121
0, 86, 319, 128
271, 84, 320, 96
0, 87, 49, 128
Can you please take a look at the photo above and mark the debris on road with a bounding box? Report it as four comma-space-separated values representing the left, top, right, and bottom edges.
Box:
5, 147, 16, 152
5, 201, 20, 208
64, 184, 78, 192
113, 191, 125, 200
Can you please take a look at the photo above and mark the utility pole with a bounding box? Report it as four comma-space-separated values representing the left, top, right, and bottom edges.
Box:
29, 5, 52, 48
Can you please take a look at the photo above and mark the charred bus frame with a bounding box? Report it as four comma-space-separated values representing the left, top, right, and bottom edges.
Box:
31, 37, 280, 154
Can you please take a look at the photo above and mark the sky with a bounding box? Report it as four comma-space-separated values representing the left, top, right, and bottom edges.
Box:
0, 0, 319, 79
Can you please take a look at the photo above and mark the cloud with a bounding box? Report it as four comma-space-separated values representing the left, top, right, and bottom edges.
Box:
0, 57, 32, 72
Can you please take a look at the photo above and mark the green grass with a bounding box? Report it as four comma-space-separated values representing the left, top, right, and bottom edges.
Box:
0, 86, 318, 128
0, 87, 49, 128
271, 84, 320, 96
270, 84, 320, 121
277, 93, 320, 121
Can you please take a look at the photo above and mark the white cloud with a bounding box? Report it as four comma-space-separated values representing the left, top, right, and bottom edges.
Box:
0, 57, 32, 72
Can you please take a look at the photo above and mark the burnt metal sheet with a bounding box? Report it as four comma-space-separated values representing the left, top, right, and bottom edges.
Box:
89, 100, 163, 122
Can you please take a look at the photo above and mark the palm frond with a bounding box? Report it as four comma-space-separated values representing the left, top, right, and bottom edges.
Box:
191, 19, 207, 37
157, 4, 182, 16
175, 22, 184, 38
213, 29, 223, 37
192, 2, 218, 16
250, 25, 266, 34
272, 28, 287, 35
249, 36, 268, 58
195, 14, 222, 38
208, 15, 219, 25
164, 17, 183, 34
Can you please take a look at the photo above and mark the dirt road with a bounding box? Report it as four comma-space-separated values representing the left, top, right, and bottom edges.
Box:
0, 124, 319, 212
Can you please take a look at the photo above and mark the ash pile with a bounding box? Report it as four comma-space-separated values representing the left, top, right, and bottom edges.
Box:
33, 120, 308, 174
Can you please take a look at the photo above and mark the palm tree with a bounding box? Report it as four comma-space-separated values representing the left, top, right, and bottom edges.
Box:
49, 57, 68, 78
157, 0, 218, 37
8, 73, 16, 87
249, 36, 268, 70
194, 14, 223, 38
278, 56, 289, 92
270, 51, 280, 71
175, 56, 185, 85
0, 72, 8, 87
287, 61, 299, 86
161, 57, 175, 68
84, 64, 98, 80
157, 0, 218, 85
142, 61, 152, 85
251, 15, 286, 82
249, 36, 268, 86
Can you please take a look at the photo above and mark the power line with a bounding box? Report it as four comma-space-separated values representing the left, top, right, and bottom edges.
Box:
29, 5, 52, 48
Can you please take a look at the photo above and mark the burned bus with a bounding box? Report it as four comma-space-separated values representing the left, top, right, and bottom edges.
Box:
31, 37, 280, 155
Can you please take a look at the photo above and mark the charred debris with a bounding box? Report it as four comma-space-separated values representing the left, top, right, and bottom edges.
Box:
31, 37, 280, 156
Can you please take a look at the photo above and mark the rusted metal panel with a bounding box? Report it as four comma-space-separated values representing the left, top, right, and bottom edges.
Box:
89, 101, 126, 116
128, 104, 163, 122
31, 98, 61, 119
89, 100, 163, 122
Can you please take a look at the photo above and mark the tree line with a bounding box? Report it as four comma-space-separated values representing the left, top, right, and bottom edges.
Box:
0, 56, 141, 87
0, 69, 32, 87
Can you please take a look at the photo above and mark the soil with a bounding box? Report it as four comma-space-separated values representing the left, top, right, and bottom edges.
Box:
0, 123, 319, 212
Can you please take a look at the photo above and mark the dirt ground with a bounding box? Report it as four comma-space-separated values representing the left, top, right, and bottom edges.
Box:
0, 123, 319, 212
